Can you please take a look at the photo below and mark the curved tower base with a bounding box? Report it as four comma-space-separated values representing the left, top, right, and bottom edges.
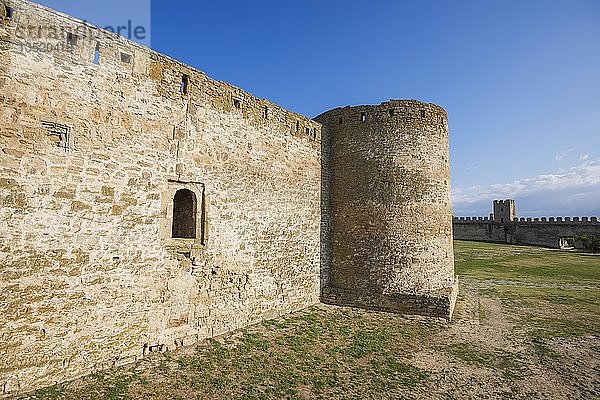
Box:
321, 279, 459, 320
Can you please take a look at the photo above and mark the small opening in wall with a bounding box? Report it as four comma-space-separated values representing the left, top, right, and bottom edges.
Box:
263, 106, 269, 119
296, 120, 300, 132
42, 121, 71, 152
172, 189, 197, 239
66, 32, 78, 46
360, 112, 367, 122
388, 109, 395, 117
6, 6, 13, 19
305, 127, 310, 135
233, 98, 241, 109
148, 344, 164, 353
120, 52, 132, 63
338, 116, 343, 124
93, 42, 100, 64
441, 117, 444, 124
181, 74, 189, 94
500, 217, 504, 223
420, 109, 426, 118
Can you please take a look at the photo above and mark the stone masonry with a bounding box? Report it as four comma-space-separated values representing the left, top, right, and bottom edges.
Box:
0, 0, 457, 395
316, 102, 458, 319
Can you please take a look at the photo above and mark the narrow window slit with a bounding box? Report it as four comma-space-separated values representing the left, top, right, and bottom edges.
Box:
233, 98, 241, 109
338, 116, 343, 124
420, 109, 426, 118
93, 42, 100, 64
42, 121, 71, 152
181, 74, 189, 94
263, 106, 269, 119
296, 121, 300, 132
388, 109, 395, 117
6, 6, 13, 19
360, 112, 367, 122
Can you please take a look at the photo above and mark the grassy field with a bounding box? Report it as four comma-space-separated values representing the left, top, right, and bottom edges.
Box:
24, 241, 600, 399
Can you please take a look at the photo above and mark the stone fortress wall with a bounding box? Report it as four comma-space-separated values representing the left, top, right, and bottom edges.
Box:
0, 0, 456, 396
316, 102, 458, 319
0, 0, 322, 395
453, 200, 600, 248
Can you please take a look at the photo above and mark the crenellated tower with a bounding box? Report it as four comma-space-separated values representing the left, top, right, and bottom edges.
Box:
493, 199, 516, 223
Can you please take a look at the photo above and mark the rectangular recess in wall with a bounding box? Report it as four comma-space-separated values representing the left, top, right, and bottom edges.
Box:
263, 106, 269, 119
66, 32, 78, 46
360, 112, 367, 122
233, 98, 241, 109
5, 6, 13, 19
388, 109, 395, 117
181, 74, 189, 94
338, 116, 343, 124
120, 52, 132, 63
420, 109, 426, 118
296, 120, 300, 132
42, 121, 71, 152
93, 42, 100, 64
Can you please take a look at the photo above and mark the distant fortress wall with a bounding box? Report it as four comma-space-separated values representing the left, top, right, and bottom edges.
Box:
453, 201, 600, 248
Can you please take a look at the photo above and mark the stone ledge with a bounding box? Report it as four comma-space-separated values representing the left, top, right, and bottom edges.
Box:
320, 278, 459, 320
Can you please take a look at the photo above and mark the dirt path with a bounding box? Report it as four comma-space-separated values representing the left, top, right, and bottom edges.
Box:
407, 278, 600, 399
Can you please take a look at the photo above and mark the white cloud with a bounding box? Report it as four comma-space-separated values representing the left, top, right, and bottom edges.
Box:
452, 159, 600, 216
554, 148, 574, 161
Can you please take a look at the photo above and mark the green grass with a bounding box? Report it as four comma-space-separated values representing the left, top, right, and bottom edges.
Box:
479, 285, 600, 338
454, 240, 600, 285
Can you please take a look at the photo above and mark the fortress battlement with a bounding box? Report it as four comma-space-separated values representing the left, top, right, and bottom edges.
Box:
453, 200, 600, 249
453, 216, 599, 224
454, 216, 490, 222
315, 100, 447, 131
515, 216, 599, 224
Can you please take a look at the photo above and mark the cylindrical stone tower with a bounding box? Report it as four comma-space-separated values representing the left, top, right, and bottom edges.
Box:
315, 99, 458, 319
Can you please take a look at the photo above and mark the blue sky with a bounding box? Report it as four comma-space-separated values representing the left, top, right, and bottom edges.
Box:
36, 0, 600, 217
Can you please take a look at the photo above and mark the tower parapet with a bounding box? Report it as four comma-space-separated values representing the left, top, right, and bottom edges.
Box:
493, 199, 516, 223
